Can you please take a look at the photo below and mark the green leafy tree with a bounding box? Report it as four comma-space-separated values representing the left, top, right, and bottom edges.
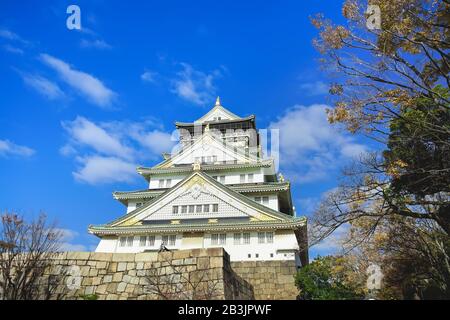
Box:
295, 256, 365, 300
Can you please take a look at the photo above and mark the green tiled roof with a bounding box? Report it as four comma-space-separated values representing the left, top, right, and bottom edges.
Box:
113, 182, 291, 203
137, 159, 273, 175
88, 218, 306, 235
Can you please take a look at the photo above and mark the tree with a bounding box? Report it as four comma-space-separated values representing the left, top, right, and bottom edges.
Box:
346, 215, 450, 299
295, 255, 366, 300
0, 212, 64, 300
310, 0, 450, 233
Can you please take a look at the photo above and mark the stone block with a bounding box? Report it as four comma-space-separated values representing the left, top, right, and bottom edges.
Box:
172, 250, 191, 260
210, 257, 223, 268
126, 262, 135, 270
97, 284, 107, 294
117, 262, 127, 272
122, 275, 132, 283
206, 247, 224, 257
103, 275, 113, 283
66, 252, 91, 260
107, 282, 118, 293
183, 258, 197, 265
158, 251, 173, 262
80, 266, 90, 277
84, 286, 95, 295
117, 282, 127, 292
136, 262, 144, 270
197, 257, 210, 270
108, 262, 117, 273
135, 252, 158, 262
112, 253, 135, 262
113, 272, 123, 282
82, 277, 93, 286
92, 252, 114, 262
92, 277, 101, 286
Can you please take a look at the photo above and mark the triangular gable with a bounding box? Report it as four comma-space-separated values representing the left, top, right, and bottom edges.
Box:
196, 106, 240, 123
155, 132, 257, 169
196, 98, 241, 123
110, 171, 293, 227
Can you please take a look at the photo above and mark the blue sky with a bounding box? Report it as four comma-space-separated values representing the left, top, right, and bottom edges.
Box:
0, 0, 369, 256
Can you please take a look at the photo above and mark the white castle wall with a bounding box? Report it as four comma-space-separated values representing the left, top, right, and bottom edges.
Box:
94, 230, 300, 265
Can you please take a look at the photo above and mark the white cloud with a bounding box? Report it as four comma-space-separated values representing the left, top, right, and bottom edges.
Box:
0, 139, 35, 158
62, 117, 177, 185
19, 72, 65, 100
269, 104, 368, 184
56, 228, 88, 251
3, 44, 24, 55
299, 81, 329, 96
62, 116, 134, 160
40, 53, 117, 108
73, 155, 137, 184
141, 70, 158, 83
171, 63, 220, 105
80, 39, 112, 50
0, 28, 30, 46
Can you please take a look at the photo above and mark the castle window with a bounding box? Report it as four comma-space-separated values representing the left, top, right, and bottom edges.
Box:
262, 196, 269, 205
212, 204, 219, 212
172, 206, 179, 214
136, 202, 143, 208
213, 156, 217, 162
255, 197, 261, 203
219, 233, 227, 245
255, 254, 259, 258
162, 235, 175, 246
181, 205, 187, 213
243, 233, 251, 244
258, 232, 265, 244
158, 180, 164, 188
219, 176, 225, 183
165, 179, 172, 188
211, 234, 219, 245
248, 174, 254, 183
266, 232, 274, 243
139, 236, 146, 246
212, 176, 218, 180
240, 174, 245, 183
119, 237, 126, 247
189, 205, 195, 213
248, 254, 251, 258
169, 235, 176, 246
147, 236, 155, 246
204, 204, 210, 213
233, 233, 241, 245
126, 236, 134, 247
196, 205, 202, 213
270, 253, 274, 258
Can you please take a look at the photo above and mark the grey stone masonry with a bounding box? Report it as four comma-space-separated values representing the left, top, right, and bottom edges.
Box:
34, 248, 257, 300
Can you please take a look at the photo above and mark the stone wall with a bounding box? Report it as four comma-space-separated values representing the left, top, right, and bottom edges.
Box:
42, 248, 254, 300
231, 260, 298, 300
21, 249, 299, 300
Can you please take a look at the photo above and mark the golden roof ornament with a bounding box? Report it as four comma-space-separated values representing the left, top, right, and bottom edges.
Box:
215, 96, 221, 106
192, 159, 201, 171
204, 123, 210, 132
278, 173, 285, 182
